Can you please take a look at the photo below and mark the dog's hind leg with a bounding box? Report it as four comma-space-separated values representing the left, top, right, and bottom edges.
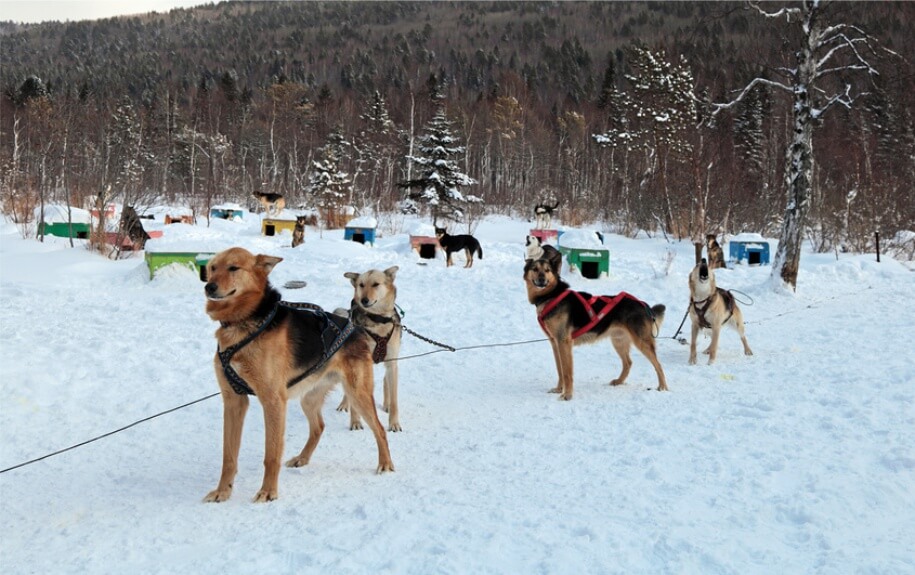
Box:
732, 311, 753, 357
707, 326, 722, 365
286, 389, 327, 468
342, 365, 394, 473
609, 328, 634, 387
253, 390, 286, 502
464, 249, 473, 268
631, 330, 669, 391
204, 387, 249, 503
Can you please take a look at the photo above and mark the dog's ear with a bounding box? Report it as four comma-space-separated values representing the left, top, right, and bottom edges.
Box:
255, 254, 282, 274
383, 266, 399, 281
344, 271, 359, 286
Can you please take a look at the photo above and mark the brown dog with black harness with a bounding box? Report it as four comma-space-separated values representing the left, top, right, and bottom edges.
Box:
203, 247, 393, 503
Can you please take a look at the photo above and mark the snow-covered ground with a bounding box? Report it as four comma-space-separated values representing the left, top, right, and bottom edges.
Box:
1, 212, 913, 574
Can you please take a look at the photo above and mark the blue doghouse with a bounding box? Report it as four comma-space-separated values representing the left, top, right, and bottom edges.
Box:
729, 234, 770, 266
344, 216, 377, 246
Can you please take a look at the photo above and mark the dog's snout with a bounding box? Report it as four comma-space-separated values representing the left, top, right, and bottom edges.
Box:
700, 258, 707, 264
360, 297, 371, 306
205, 282, 218, 295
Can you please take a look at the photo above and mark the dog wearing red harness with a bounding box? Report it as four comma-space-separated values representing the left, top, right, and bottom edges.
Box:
524, 258, 669, 399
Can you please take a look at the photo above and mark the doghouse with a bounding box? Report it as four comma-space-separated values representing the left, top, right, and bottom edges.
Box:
261, 218, 297, 237
557, 229, 609, 279
209, 204, 245, 221
529, 228, 560, 244
408, 223, 440, 260
145, 251, 215, 280
36, 205, 92, 239
729, 233, 770, 266
106, 230, 163, 250
344, 216, 378, 246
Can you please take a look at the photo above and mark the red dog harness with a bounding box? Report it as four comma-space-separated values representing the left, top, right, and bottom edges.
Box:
538, 290, 645, 340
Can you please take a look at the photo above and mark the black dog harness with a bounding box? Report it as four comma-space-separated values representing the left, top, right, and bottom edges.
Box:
692, 288, 735, 329
217, 302, 355, 396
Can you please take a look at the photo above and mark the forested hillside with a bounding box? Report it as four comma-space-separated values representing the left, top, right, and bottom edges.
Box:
2, 1, 912, 254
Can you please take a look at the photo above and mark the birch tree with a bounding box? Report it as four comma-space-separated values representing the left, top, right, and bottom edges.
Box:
709, 0, 887, 290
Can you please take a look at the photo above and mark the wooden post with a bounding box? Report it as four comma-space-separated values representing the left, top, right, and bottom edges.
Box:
875, 231, 880, 263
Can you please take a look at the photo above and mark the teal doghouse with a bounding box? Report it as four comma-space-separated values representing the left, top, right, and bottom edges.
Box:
729, 234, 770, 266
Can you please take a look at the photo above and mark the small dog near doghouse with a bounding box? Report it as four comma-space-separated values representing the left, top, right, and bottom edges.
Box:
334, 266, 403, 432
525, 234, 563, 275
524, 258, 668, 400
688, 258, 753, 365
533, 201, 560, 230
252, 191, 286, 217
202, 247, 393, 503
435, 227, 483, 268
706, 234, 727, 270
291, 215, 308, 248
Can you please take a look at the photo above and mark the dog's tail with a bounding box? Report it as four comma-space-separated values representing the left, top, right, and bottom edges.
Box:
650, 304, 666, 330
477, 245, 483, 259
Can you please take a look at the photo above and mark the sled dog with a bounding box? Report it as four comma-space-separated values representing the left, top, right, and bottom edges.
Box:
252, 191, 286, 217
335, 266, 403, 432
524, 258, 668, 399
203, 247, 393, 503
291, 215, 307, 248
688, 258, 753, 365
533, 201, 560, 229
435, 227, 483, 268
706, 234, 727, 270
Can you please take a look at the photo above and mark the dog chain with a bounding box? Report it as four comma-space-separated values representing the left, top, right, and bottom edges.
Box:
400, 324, 457, 352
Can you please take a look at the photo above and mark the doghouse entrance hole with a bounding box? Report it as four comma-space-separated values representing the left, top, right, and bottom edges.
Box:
76, 231, 88, 239
581, 261, 600, 279
353, 233, 365, 244
265, 224, 276, 236
198, 266, 208, 282
419, 243, 436, 259
748, 251, 761, 265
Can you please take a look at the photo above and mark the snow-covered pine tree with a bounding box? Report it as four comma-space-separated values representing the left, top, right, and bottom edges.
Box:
399, 104, 480, 226
306, 125, 352, 228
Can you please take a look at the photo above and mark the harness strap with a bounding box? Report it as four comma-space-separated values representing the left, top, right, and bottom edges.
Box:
538, 289, 646, 340
217, 302, 356, 396
349, 301, 403, 364
692, 288, 734, 329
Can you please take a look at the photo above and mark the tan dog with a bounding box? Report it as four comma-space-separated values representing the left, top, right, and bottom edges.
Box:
335, 267, 403, 432
688, 258, 753, 365
291, 215, 307, 248
706, 234, 727, 270
203, 247, 393, 503
252, 191, 286, 217
524, 259, 668, 399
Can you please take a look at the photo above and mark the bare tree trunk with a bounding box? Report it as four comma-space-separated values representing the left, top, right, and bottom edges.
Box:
771, 5, 819, 291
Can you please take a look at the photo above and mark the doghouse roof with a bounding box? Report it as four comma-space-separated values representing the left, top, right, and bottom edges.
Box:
731, 233, 766, 242
558, 229, 604, 250
346, 216, 377, 228
36, 204, 92, 224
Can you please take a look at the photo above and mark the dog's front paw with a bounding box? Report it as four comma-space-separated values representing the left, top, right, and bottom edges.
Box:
688, 355, 697, 365
548, 386, 562, 394
559, 392, 573, 401
350, 421, 364, 431
252, 488, 278, 503
336, 398, 349, 412
609, 378, 625, 386
376, 461, 395, 474
388, 421, 402, 432
203, 487, 232, 503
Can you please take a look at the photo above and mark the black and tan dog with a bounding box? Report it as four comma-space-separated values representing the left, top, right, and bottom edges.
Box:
203, 247, 393, 503
688, 258, 753, 365
291, 215, 307, 248
435, 227, 483, 268
524, 258, 668, 399
525, 234, 563, 275
335, 266, 403, 432
706, 234, 727, 270
252, 191, 286, 217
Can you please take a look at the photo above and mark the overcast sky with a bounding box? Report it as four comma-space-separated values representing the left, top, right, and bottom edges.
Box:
1, 1, 208, 24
